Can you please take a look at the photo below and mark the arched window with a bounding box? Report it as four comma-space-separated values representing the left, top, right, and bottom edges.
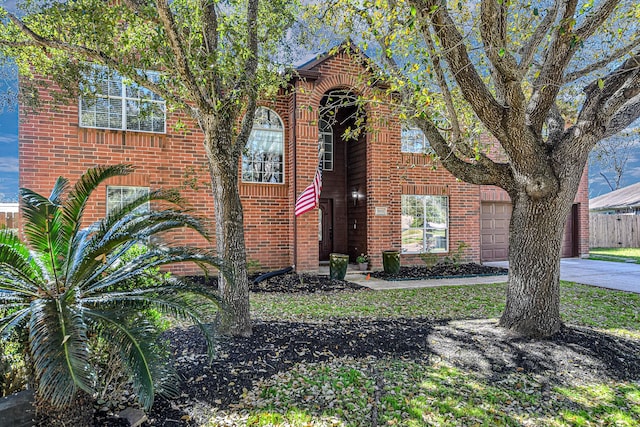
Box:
242, 107, 284, 183
319, 118, 333, 171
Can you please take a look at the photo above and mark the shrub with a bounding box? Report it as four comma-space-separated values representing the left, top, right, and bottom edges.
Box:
0, 165, 223, 423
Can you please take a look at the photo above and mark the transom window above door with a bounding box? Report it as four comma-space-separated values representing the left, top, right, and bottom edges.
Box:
242, 107, 284, 184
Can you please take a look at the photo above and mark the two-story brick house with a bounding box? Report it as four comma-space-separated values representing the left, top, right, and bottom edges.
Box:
18, 46, 590, 272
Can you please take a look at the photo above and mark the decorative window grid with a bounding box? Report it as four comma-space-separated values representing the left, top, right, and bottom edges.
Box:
320, 118, 334, 171
80, 69, 166, 133
106, 186, 150, 217
242, 107, 285, 184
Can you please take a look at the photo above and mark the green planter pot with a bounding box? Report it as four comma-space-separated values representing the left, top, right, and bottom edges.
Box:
329, 253, 349, 280
382, 250, 400, 274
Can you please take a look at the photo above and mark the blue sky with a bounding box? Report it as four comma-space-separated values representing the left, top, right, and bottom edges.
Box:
0, 103, 18, 202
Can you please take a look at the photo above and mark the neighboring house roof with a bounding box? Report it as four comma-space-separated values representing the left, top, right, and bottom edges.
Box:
589, 182, 640, 211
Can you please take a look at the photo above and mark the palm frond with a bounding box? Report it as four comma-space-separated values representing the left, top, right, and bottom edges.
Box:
20, 188, 65, 283
48, 176, 69, 206
85, 309, 158, 410
61, 165, 135, 278
0, 244, 42, 296
83, 248, 224, 295
0, 307, 30, 339
28, 299, 95, 408
84, 287, 217, 360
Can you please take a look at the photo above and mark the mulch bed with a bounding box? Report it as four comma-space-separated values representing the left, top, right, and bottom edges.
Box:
369, 262, 508, 281
95, 268, 640, 426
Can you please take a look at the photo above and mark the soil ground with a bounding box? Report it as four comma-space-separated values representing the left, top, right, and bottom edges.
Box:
96, 265, 640, 426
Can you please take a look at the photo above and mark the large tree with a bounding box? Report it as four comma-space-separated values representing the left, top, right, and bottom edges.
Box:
319, 0, 640, 337
0, 0, 296, 336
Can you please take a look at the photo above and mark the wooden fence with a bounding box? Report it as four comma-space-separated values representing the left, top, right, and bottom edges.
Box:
0, 212, 18, 230
590, 214, 640, 248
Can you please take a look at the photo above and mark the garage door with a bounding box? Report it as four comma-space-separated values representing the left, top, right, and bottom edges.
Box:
481, 202, 579, 261
481, 202, 512, 262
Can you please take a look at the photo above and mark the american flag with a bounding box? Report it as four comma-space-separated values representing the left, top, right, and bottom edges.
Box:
295, 157, 323, 216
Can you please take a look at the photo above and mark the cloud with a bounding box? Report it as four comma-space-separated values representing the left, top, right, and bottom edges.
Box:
0, 133, 17, 144
0, 156, 18, 172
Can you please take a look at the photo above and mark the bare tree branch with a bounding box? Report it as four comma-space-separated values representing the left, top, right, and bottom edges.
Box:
518, 3, 559, 73
423, 26, 460, 143
574, 0, 620, 40
527, 0, 578, 132
564, 43, 640, 83
410, 0, 507, 141
580, 55, 640, 137
480, 0, 519, 83
155, 0, 211, 112
604, 95, 640, 139
198, 0, 221, 99
529, 0, 623, 132
414, 116, 514, 189
232, 0, 260, 158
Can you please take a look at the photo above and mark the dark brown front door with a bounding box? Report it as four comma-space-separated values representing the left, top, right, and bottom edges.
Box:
319, 198, 333, 261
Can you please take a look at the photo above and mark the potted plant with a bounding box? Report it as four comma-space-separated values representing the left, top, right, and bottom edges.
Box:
329, 253, 349, 280
356, 253, 369, 271
382, 250, 401, 274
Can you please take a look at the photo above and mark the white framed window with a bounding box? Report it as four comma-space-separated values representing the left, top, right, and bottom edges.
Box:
106, 186, 150, 216
242, 107, 284, 183
319, 118, 333, 171
401, 127, 432, 153
401, 195, 448, 253
80, 69, 166, 133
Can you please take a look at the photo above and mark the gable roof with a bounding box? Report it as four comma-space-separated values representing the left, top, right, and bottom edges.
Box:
589, 181, 640, 211
291, 40, 389, 89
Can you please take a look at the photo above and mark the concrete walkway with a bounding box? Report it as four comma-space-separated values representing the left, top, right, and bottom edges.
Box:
333, 258, 640, 294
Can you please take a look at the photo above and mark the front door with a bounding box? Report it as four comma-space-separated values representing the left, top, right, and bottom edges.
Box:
319, 198, 333, 261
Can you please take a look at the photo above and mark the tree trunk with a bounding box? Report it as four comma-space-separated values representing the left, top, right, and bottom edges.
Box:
203, 120, 252, 337
499, 191, 574, 338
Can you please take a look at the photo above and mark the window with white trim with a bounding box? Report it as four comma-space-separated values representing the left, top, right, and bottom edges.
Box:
320, 118, 333, 171
401, 195, 448, 253
242, 107, 284, 183
401, 127, 432, 153
80, 69, 166, 133
106, 186, 150, 216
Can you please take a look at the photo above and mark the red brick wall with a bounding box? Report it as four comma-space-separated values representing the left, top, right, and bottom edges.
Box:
19, 53, 590, 276
19, 77, 294, 275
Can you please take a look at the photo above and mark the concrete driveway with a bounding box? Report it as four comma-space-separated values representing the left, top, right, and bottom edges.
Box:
487, 258, 640, 294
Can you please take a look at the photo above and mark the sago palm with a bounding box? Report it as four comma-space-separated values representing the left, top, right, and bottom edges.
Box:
0, 164, 222, 415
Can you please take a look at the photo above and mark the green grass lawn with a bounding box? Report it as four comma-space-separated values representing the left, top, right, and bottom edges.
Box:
201, 282, 640, 426
589, 247, 640, 263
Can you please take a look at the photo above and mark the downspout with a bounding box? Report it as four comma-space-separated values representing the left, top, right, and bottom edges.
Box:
292, 84, 298, 270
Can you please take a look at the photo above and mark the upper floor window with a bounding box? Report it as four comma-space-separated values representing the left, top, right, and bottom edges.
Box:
401, 127, 432, 153
80, 69, 166, 133
106, 186, 150, 216
320, 118, 333, 171
242, 107, 284, 183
